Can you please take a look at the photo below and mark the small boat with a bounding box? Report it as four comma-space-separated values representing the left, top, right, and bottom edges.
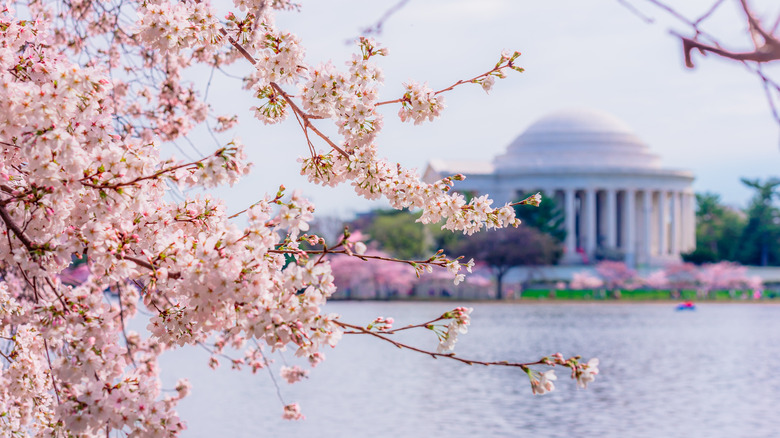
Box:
676, 301, 696, 311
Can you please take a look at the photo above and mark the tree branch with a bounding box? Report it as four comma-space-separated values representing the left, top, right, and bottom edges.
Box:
0, 204, 36, 251
337, 321, 540, 369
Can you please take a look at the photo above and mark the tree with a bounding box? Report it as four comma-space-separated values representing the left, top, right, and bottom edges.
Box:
514, 192, 566, 243
350, 209, 465, 260
363, 210, 430, 259
329, 248, 416, 299
697, 261, 763, 299
0, 2, 597, 435
736, 178, 780, 265
682, 192, 745, 264
455, 225, 561, 299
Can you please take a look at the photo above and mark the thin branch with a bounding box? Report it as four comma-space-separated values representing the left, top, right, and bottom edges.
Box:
121, 255, 181, 280
354, 0, 410, 38
376, 60, 522, 106
336, 321, 540, 369
117, 284, 138, 368
42, 339, 62, 405
80, 153, 216, 190
694, 0, 725, 26
617, 0, 654, 24
269, 82, 350, 158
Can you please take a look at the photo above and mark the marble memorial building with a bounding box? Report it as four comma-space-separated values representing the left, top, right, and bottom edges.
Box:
423, 108, 696, 267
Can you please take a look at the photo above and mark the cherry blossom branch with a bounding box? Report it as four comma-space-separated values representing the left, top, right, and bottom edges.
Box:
269, 247, 460, 272
375, 56, 524, 106
336, 320, 538, 368
269, 82, 349, 158
42, 338, 62, 405
121, 255, 181, 280
378, 318, 444, 334
80, 151, 221, 190
116, 284, 138, 368
218, 27, 349, 158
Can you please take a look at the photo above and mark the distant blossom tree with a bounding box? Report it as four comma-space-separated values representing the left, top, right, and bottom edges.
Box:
455, 223, 561, 299
696, 261, 763, 299
593, 261, 642, 296
661, 262, 700, 297
0, 1, 598, 435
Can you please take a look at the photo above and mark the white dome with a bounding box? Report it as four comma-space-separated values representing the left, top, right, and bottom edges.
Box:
493, 108, 661, 172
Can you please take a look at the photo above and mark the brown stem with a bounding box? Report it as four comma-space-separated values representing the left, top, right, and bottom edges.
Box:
336, 321, 539, 369
80, 154, 215, 190
0, 204, 36, 251
117, 284, 138, 368
268, 247, 450, 268
122, 255, 181, 280
218, 28, 349, 159
681, 35, 780, 68
375, 61, 519, 106
42, 339, 62, 405
269, 82, 349, 158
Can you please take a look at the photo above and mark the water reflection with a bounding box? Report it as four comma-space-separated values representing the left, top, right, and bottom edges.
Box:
160, 302, 780, 437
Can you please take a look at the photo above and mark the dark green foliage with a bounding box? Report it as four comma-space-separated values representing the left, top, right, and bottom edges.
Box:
513, 192, 566, 243
681, 247, 719, 264
363, 210, 428, 260
684, 192, 746, 264
736, 178, 780, 266
352, 210, 463, 260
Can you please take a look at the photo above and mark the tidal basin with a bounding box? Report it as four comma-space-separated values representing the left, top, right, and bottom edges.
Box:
160, 302, 780, 438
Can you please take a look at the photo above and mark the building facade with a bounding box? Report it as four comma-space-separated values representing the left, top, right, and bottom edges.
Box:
423, 108, 696, 267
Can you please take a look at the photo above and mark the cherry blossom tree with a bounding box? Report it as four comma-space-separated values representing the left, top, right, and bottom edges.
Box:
696, 261, 763, 298
0, 1, 598, 435
593, 261, 642, 297
660, 262, 700, 298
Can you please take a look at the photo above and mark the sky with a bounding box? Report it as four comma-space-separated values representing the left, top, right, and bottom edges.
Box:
199, 0, 780, 218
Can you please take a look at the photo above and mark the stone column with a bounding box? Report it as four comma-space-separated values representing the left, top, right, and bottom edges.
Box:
564, 188, 576, 257
624, 188, 636, 266
606, 188, 617, 248
586, 188, 597, 256
670, 191, 679, 255
658, 190, 667, 256
686, 192, 697, 252
642, 190, 652, 264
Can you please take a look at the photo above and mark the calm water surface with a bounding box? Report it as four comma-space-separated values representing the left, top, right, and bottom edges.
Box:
160, 302, 780, 437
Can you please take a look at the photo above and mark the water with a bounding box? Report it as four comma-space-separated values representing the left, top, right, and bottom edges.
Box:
159, 302, 780, 437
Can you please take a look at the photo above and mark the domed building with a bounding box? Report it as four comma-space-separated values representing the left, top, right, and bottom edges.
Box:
423, 108, 696, 267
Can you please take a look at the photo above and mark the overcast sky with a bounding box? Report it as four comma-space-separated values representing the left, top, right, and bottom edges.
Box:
200, 0, 780, 218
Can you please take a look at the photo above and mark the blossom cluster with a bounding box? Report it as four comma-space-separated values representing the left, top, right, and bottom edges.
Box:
434, 307, 473, 353
280, 365, 309, 384
527, 353, 600, 395
397, 81, 446, 125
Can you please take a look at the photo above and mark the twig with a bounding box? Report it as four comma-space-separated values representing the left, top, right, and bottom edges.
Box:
375, 60, 521, 106
336, 321, 540, 369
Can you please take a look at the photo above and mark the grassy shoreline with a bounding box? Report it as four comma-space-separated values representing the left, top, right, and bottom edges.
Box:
331, 288, 780, 302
